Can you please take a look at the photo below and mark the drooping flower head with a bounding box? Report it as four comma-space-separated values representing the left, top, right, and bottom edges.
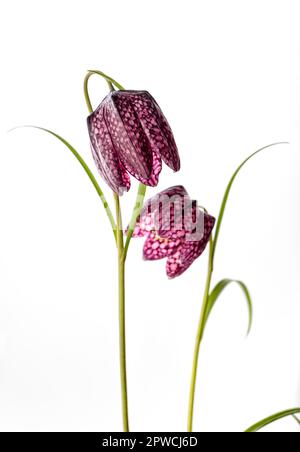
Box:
87, 90, 180, 195
131, 186, 215, 278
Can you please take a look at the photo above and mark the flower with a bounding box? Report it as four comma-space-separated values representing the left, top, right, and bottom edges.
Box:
131, 186, 215, 278
87, 90, 180, 195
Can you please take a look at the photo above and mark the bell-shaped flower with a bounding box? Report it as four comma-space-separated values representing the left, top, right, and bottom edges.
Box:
87, 90, 180, 195
131, 186, 215, 278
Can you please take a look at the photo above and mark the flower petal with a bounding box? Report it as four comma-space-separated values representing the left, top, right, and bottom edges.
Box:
108, 92, 154, 179
132, 91, 180, 172
107, 91, 164, 187
132, 212, 155, 237
153, 185, 190, 236
87, 102, 130, 195
132, 185, 189, 236
166, 243, 198, 278
136, 149, 162, 187
166, 214, 216, 278
143, 232, 182, 261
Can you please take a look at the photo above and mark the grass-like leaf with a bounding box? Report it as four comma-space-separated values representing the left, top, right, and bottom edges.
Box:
211, 142, 288, 263
11, 126, 116, 239
292, 415, 300, 425
245, 408, 300, 432
204, 279, 253, 335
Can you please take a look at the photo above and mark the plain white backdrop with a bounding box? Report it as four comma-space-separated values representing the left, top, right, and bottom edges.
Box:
0, 0, 299, 432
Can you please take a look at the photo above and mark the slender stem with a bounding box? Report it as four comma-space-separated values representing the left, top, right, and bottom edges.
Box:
114, 193, 130, 432
84, 72, 114, 110
84, 71, 125, 111
84, 70, 148, 432
187, 142, 289, 431
187, 237, 213, 432
87, 69, 125, 90
83, 72, 94, 113
84, 70, 146, 257
123, 183, 147, 260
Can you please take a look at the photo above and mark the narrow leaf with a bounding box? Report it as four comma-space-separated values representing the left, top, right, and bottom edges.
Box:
211, 142, 288, 263
245, 408, 300, 432
205, 279, 253, 335
11, 126, 116, 238
292, 415, 300, 425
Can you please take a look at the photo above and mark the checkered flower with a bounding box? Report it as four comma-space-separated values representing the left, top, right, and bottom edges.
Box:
87, 91, 180, 195
131, 186, 215, 278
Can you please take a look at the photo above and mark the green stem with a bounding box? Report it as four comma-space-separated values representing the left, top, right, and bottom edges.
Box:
83, 72, 94, 113
84, 72, 117, 112
114, 193, 130, 432
123, 183, 147, 260
87, 69, 125, 90
187, 237, 213, 432
84, 70, 129, 430
187, 142, 289, 432
84, 72, 116, 112
84, 70, 148, 431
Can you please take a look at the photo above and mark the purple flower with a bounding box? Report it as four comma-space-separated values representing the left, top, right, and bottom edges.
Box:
87, 90, 180, 195
131, 186, 215, 278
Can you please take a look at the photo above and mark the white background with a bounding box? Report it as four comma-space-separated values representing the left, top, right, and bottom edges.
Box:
0, 0, 299, 433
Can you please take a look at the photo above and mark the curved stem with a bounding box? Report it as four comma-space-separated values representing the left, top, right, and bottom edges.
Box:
84, 71, 117, 114
87, 69, 125, 90
84, 70, 147, 431
114, 193, 130, 432
187, 237, 213, 432
83, 72, 94, 113
83, 70, 129, 430
85, 70, 147, 252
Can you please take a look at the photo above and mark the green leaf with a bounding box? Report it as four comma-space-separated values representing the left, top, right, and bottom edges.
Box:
245, 408, 300, 432
211, 142, 288, 263
11, 126, 116, 238
292, 415, 300, 425
204, 279, 253, 335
